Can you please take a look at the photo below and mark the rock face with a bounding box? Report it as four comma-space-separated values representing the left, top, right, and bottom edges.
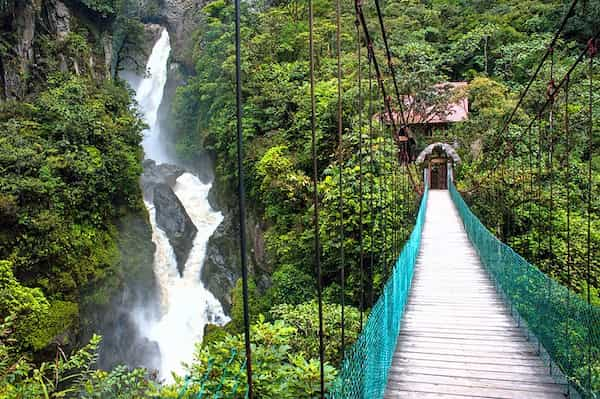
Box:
140, 159, 196, 275
46, 0, 70, 39
83, 211, 160, 371
134, 0, 207, 70
119, 23, 163, 75
0, 0, 113, 100
153, 183, 197, 276
202, 213, 239, 313
162, 0, 206, 70
202, 187, 271, 313
140, 159, 185, 200
1, 0, 38, 99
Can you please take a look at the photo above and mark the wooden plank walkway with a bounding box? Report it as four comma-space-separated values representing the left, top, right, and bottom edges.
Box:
385, 190, 567, 399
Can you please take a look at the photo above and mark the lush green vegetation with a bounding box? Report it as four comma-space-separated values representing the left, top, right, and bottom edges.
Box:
0, 325, 159, 398
0, 73, 146, 349
0, 0, 598, 397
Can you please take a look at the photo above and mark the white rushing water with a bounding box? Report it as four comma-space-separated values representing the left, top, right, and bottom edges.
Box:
132, 29, 229, 381
136, 30, 171, 164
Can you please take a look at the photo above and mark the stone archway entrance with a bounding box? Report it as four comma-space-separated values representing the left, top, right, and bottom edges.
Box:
415, 142, 461, 190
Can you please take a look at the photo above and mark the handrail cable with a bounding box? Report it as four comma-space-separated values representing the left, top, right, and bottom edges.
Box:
474, 29, 600, 192
335, 0, 346, 359
308, 0, 326, 394
585, 38, 595, 392
234, 0, 253, 393
373, 0, 408, 128
498, 0, 579, 138
356, 16, 365, 329
354, 0, 418, 190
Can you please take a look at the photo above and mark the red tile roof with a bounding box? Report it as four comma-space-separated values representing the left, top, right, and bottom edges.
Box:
379, 82, 469, 125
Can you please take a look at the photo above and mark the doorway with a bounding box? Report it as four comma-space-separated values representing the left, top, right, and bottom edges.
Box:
430, 163, 447, 189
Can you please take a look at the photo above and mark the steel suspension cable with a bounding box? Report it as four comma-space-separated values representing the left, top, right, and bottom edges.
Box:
335, 0, 345, 359
492, 29, 600, 165
356, 17, 365, 329
372, 0, 407, 128
505, 132, 514, 316
478, 0, 581, 169
563, 75, 571, 395
392, 136, 398, 257
481, 26, 600, 181
308, 0, 325, 394
536, 115, 544, 356
546, 51, 557, 377
355, 0, 396, 134
469, 34, 600, 197
372, 0, 420, 181
354, 0, 418, 192
234, 0, 253, 394
379, 99, 388, 280
525, 123, 534, 340
498, 0, 579, 138
547, 55, 556, 366
527, 124, 534, 258
368, 54, 375, 308
586, 38, 595, 393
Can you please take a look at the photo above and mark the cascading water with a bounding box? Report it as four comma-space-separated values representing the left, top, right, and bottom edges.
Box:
135, 30, 170, 164
131, 29, 229, 381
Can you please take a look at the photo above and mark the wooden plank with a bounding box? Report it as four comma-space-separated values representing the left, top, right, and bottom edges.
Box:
399, 323, 522, 332
387, 373, 566, 393
396, 341, 535, 355
397, 347, 540, 360
389, 365, 559, 384
385, 382, 566, 399
385, 392, 489, 399
390, 358, 549, 375
393, 353, 546, 367
397, 335, 530, 347
385, 190, 563, 398
398, 330, 526, 340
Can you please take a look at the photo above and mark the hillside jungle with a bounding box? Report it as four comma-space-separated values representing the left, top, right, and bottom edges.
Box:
0, 0, 598, 397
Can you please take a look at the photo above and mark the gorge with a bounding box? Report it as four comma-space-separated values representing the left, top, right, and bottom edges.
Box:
125, 28, 229, 380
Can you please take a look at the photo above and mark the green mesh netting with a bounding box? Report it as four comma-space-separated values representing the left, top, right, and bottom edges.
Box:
449, 180, 600, 398
326, 188, 429, 399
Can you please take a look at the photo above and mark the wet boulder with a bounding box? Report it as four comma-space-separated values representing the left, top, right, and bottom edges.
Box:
153, 183, 197, 276
141, 159, 185, 201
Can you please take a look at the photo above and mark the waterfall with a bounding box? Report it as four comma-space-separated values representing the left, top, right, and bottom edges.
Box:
131, 29, 229, 381
135, 30, 170, 164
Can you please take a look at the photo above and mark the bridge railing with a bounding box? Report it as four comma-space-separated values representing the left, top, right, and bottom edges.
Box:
449, 180, 599, 398
327, 188, 428, 399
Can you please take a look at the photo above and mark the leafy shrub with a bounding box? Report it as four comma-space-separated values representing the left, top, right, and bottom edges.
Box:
270, 301, 362, 365
163, 316, 337, 399
0, 325, 159, 398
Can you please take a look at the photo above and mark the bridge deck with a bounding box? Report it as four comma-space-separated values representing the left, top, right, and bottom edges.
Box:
385, 190, 566, 399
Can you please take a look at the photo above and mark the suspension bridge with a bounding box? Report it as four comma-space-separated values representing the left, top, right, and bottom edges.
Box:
385, 190, 567, 399
176, 0, 599, 397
